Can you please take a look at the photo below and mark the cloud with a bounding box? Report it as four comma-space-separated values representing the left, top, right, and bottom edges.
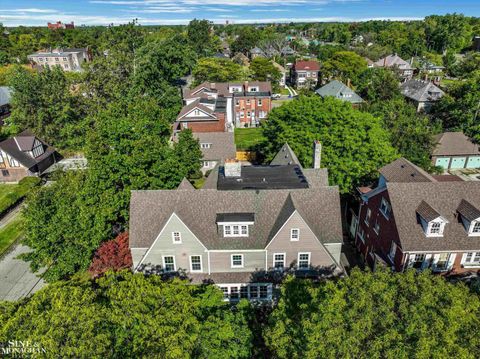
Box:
2, 8, 60, 13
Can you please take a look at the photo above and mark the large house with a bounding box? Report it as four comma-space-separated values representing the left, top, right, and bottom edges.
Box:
400, 79, 444, 112
129, 143, 344, 301
0, 130, 61, 182
432, 132, 480, 170
352, 158, 480, 274
47, 21, 74, 30
28, 48, 91, 72
374, 54, 414, 80
176, 81, 272, 131
0, 87, 12, 121
193, 132, 236, 173
315, 80, 363, 105
291, 60, 320, 89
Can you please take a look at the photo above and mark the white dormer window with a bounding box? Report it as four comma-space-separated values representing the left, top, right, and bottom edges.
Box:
248, 87, 258, 92
426, 219, 446, 237
200, 143, 212, 149
469, 221, 480, 237
380, 198, 391, 219
290, 228, 299, 241
224, 224, 248, 237
172, 231, 182, 243
194, 109, 200, 116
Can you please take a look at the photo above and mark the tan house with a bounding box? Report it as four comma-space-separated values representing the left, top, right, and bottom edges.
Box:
129, 143, 344, 301
28, 48, 91, 72
0, 130, 61, 182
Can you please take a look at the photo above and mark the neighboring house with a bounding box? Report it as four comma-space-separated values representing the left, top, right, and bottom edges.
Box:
353, 157, 480, 274
432, 132, 480, 170
130, 143, 344, 301
47, 21, 74, 30
177, 81, 272, 130
0, 87, 12, 121
272, 62, 286, 88
232, 53, 250, 66
28, 48, 91, 72
193, 132, 236, 173
0, 130, 62, 182
315, 80, 363, 105
400, 79, 444, 112
291, 60, 320, 89
250, 47, 265, 59
374, 54, 414, 80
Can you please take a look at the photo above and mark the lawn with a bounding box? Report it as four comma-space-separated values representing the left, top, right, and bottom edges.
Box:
0, 216, 24, 256
0, 177, 40, 216
234, 128, 265, 151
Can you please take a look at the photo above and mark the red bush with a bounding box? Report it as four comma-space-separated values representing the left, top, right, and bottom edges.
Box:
89, 232, 133, 278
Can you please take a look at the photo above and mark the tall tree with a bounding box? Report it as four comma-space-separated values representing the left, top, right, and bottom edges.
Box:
261, 96, 397, 193
187, 19, 217, 56
356, 67, 402, 103
322, 51, 368, 84
192, 58, 246, 86
249, 57, 282, 92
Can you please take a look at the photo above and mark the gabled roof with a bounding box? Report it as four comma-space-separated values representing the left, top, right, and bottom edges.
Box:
385, 182, 480, 252
177, 178, 195, 190
315, 80, 363, 104
193, 132, 236, 161
176, 100, 216, 121
379, 158, 437, 183
294, 60, 320, 71
14, 135, 36, 151
270, 143, 301, 167
400, 79, 444, 102
0, 87, 12, 107
416, 200, 442, 222
130, 187, 342, 250
374, 54, 413, 69
457, 199, 480, 222
433, 132, 480, 157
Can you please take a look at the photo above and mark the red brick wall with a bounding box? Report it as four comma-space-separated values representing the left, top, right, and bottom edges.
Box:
355, 190, 404, 271
0, 167, 30, 183
179, 113, 226, 133
234, 96, 271, 126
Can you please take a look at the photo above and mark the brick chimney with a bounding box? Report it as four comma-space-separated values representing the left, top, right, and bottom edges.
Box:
313, 141, 321, 169
225, 159, 241, 177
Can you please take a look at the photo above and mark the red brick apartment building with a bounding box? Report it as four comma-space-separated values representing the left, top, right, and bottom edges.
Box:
351, 158, 480, 274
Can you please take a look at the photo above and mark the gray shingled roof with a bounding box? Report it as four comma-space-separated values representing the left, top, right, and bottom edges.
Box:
416, 200, 442, 222
433, 132, 480, 156
400, 79, 444, 102
270, 143, 301, 166
177, 178, 195, 190
457, 199, 480, 222
374, 54, 413, 69
315, 80, 363, 104
386, 182, 480, 252
379, 158, 437, 183
0, 87, 11, 107
193, 132, 236, 161
129, 187, 342, 250
177, 100, 216, 121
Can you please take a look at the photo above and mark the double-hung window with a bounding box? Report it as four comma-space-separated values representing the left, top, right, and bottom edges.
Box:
273, 253, 286, 269
224, 224, 248, 237
290, 228, 300, 241
298, 252, 310, 269
463, 252, 480, 266
190, 255, 202, 272
380, 198, 391, 219
163, 256, 175, 272
172, 231, 181, 243
231, 254, 244, 268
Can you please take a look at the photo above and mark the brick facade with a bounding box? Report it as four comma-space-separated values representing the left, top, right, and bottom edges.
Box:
179, 113, 226, 133
234, 96, 271, 127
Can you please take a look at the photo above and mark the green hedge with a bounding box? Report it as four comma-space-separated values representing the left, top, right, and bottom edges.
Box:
0, 177, 41, 216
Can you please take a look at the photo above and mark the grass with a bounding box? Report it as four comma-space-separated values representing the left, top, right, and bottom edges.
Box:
0, 177, 41, 216
0, 215, 24, 256
234, 128, 265, 151
280, 87, 290, 95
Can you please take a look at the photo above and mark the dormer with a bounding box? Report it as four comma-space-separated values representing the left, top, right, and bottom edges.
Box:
416, 200, 448, 237
248, 86, 259, 92
229, 85, 242, 94
14, 136, 45, 158
457, 199, 480, 237
216, 213, 255, 237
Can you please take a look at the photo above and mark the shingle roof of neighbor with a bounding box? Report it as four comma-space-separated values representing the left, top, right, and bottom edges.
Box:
374, 54, 412, 69
0, 87, 11, 107
184, 81, 271, 99
315, 80, 363, 104
386, 181, 480, 252
379, 158, 437, 183
400, 79, 444, 102
0, 130, 59, 173
193, 132, 236, 161
294, 60, 320, 71
433, 132, 480, 156
176, 100, 216, 121
177, 178, 195, 190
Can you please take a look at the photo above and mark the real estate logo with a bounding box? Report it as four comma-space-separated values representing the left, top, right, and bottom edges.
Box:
0, 340, 46, 356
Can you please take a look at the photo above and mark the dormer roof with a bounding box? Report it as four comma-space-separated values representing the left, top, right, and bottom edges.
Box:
457, 199, 480, 222
416, 200, 445, 223
14, 135, 36, 151
270, 143, 301, 167
177, 178, 195, 190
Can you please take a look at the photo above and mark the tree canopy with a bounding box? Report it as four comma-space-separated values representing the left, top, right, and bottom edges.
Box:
192, 57, 247, 86
322, 51, 367, 84
261, 96, 397, 193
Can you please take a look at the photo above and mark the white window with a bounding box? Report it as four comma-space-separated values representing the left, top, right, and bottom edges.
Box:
470, 221, 480, 235
240, 286, 249, 298
380, 198, 391, 219
463, 252, 480, 266
240, 111, 244, 118
247, 99, 251, 105
247, 111, 251, 118
194, 109, 200, 116
162, 256, 176, 272
258, 99, 262, 106
429, 222, 442, 235
290, 228, 300, 241
273, 253, 286, 269
172, 231, 181, 243
411, 253, 426, 269
298, 252, 310, 269
235, 99, 240, 106
224, 224, 248, 237
231, 254, 244, 268
230, 286, 239, 299
200, 143, 211, 149
365, 208, 371, 226
202, 161, 210, 168
183, 122, 188, 129
389, 242, 397, 261
220, 286, 228, 299
190, 255, 202, 272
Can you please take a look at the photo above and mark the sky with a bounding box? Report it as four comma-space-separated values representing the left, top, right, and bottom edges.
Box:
1, 0, 479, 27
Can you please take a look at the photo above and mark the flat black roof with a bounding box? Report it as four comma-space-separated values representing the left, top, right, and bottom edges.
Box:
216, 213, 255, 223
217, 165, 309, 191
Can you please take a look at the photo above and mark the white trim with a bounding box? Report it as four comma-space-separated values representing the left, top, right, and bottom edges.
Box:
297, 252, 311, 269
136, 212, 208, 269
209, 249, 265, 253
208, 251, 211, 275
290, 228, 300, 241
189, 255, 203, 272
223, 224, 249, 237
162, 255, 176, 272
217, 221, 254, 226
273, 252, 286, 269
172, 231, 182, 244
231, 254, 244, 268
178, 107, 216, 121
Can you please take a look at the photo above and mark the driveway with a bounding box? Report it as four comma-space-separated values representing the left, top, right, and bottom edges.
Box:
0, 243, 45, 301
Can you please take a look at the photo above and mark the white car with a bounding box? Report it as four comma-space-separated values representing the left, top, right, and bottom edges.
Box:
272, 93, 281, 99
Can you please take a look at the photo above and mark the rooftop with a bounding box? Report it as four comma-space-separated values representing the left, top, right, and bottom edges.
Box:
433, 132, 480, 157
